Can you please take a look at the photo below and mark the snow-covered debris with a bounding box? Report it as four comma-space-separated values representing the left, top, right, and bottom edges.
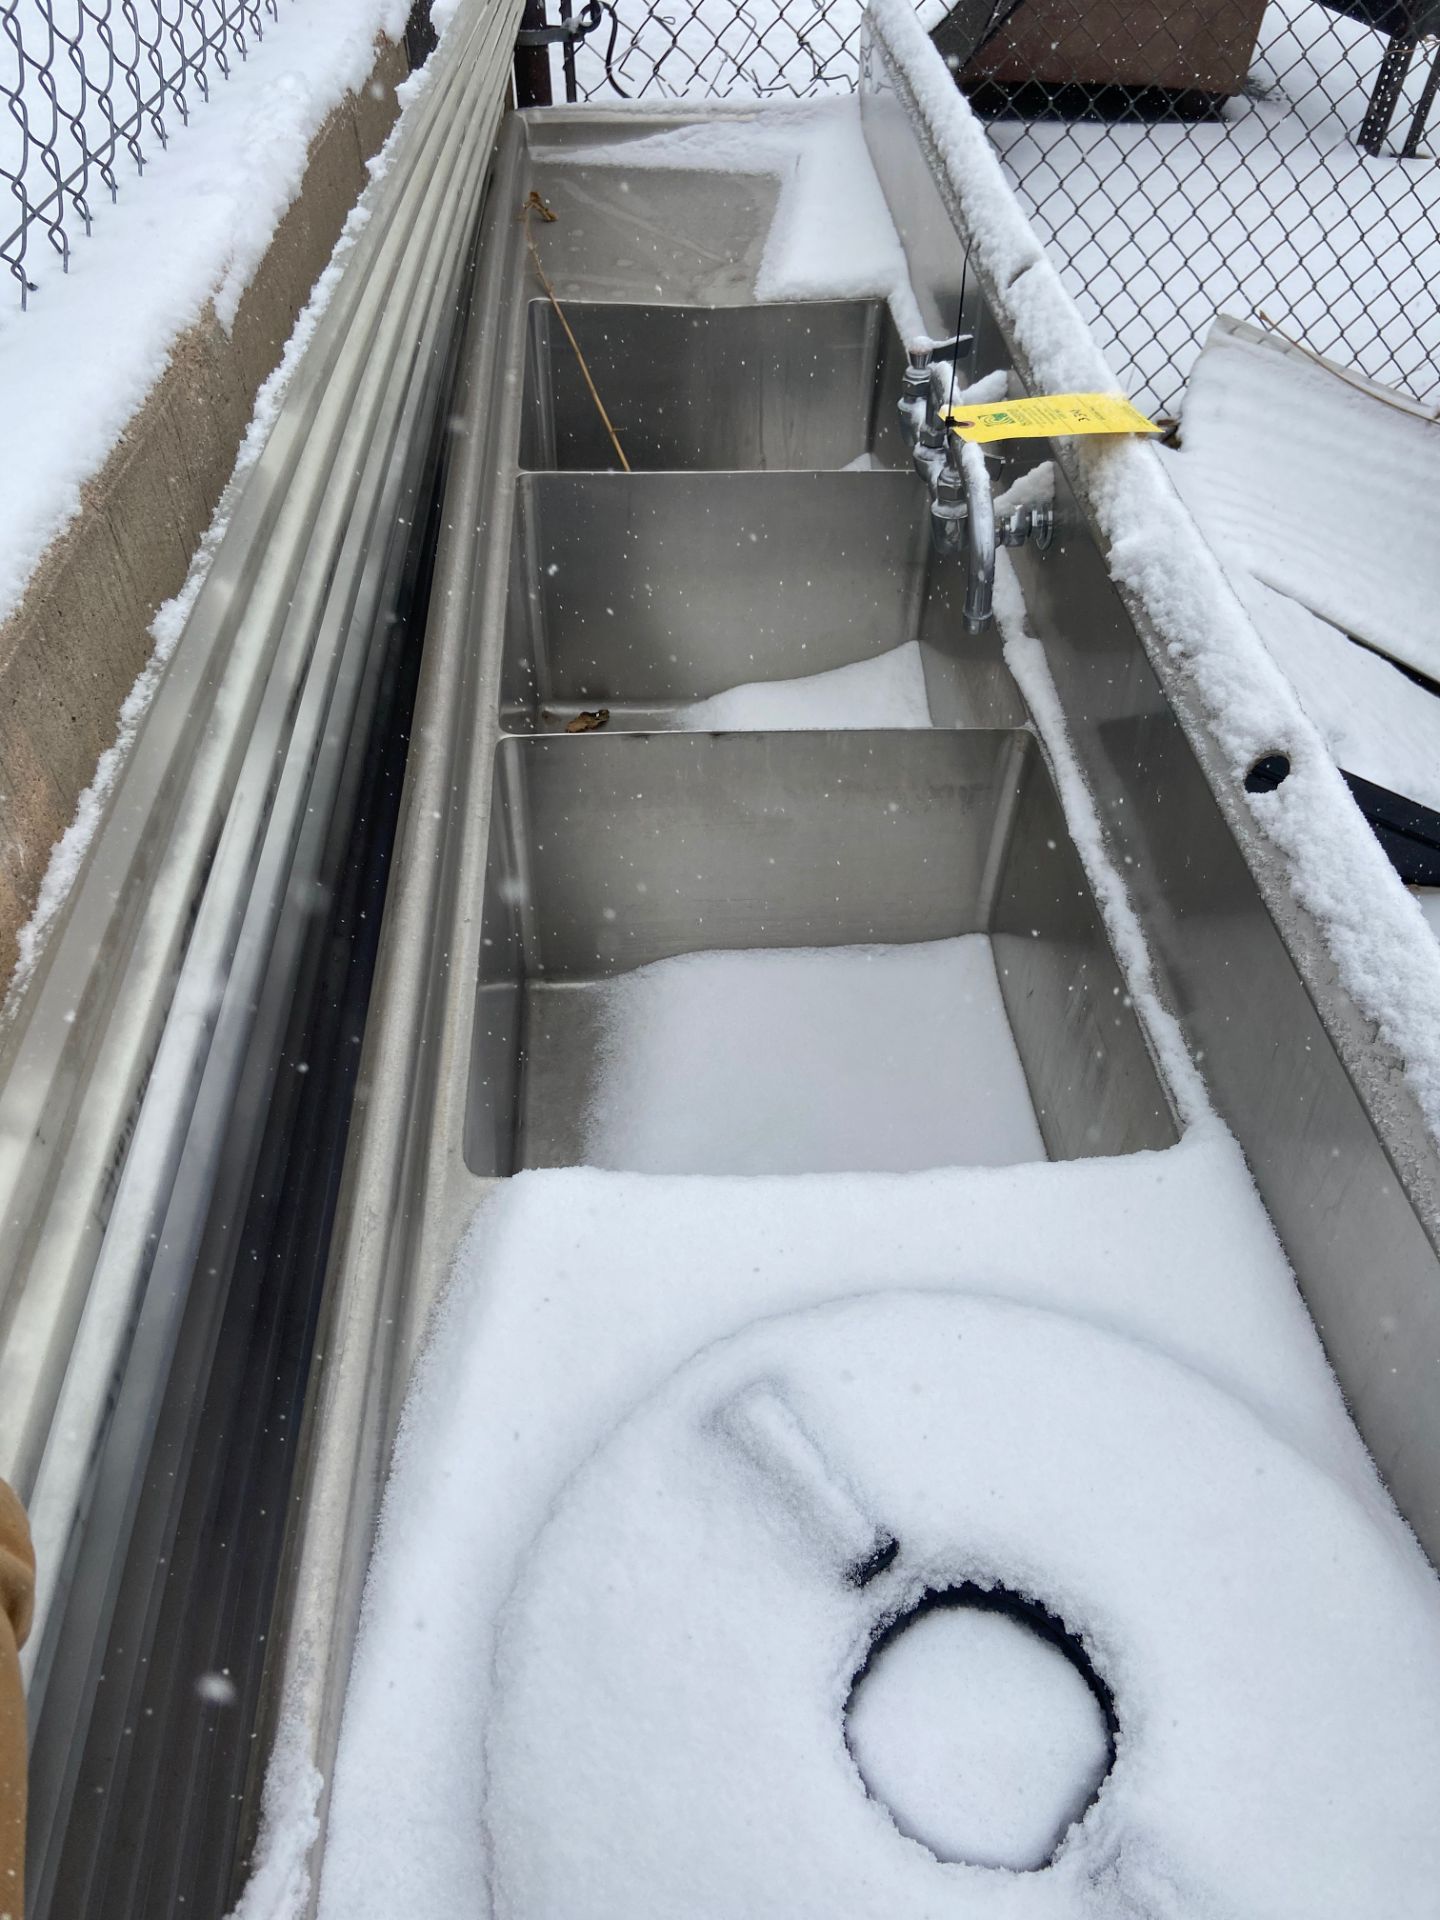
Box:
1161, 317, 1440, 816
1170, 316, 1440, 686
674, 638, 932, 729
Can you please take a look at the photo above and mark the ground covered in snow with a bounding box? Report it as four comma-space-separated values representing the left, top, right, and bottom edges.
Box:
0, 0, 406, 631
966, 0, 1440, 414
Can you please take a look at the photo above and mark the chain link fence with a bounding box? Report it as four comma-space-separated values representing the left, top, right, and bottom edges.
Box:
6, 0, 1437, 410
558, 0, 1439, 414
2, 0, 285, 305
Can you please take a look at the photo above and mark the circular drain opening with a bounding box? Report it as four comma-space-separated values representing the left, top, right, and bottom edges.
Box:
845, 1585, 1115, 1871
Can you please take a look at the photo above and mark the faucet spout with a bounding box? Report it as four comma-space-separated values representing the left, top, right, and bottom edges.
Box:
899, 354, 1050, 631
958, 439, 995, 633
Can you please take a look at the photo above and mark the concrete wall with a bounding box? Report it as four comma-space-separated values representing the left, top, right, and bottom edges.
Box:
0, 37, 410, 983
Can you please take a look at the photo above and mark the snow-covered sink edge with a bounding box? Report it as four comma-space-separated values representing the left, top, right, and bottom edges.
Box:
865, 0, 1440, 1174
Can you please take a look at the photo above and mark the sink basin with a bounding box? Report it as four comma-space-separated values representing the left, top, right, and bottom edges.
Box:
468, 727, 1175, 1175
523, 158, 781, 305
519, 299, 906, 471
500, 470, 1026, 731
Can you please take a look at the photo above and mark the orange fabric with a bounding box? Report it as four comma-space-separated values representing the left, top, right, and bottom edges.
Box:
0, 1482, 33, 1920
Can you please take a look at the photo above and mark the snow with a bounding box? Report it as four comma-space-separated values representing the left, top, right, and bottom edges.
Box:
581, 936, 1047, 1174
983, 0, 1440, 413
674, 638, 932, 730
1219, 575, 1440, 814
1159, 318, 1440, 813
1414, 890, 1440, 941
1169, 318, 1440, 686
991, 555, 1210, 1130
717, 1380, 888, 1574
547, 96, 925, 336
484, 1292, 1440, 1918
320, 1129, 1437, 1920
0, 0, 406, 632
225, 1716, 323, 1920
845, 1603, 1112, 1871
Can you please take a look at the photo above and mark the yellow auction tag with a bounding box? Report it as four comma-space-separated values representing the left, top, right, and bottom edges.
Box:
941, 393, 1159, 443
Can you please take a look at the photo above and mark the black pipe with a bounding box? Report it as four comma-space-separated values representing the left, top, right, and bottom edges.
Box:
514, 0, 554, 106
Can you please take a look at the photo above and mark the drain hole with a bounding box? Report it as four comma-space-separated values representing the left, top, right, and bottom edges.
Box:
845, 1584, 1115, 1871
1244, 751, 1292, 793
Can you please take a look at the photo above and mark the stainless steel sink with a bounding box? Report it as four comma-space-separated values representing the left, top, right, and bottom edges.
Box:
468, 728, 1176, 1175
519, 298, 906, 471
500, 471, 1027, 730
523, 158, 781, 305
33, 75, 1440, 1920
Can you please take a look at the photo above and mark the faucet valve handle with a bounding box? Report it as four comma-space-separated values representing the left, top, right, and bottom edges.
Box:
997, 501, 1055, 554
899, 335, 977, 463
911, 331, 973, 365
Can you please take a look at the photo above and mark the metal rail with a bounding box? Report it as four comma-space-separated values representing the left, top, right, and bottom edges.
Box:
0, 0, 522, 1905
236, 119, 533, 1920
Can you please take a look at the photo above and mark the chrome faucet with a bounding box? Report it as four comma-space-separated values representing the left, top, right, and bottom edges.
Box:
898, 336, 968, 499
897, 342, 1053, 632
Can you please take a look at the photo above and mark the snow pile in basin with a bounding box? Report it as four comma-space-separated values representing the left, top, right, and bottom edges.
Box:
581, 936, 1044, 1175
675, 639, 933, 732
484, 1293, 1440, 1918
315, 1115, 1417, 1920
